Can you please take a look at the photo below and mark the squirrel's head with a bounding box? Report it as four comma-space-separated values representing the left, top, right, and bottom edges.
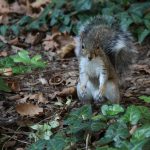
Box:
79, 27, 104, 61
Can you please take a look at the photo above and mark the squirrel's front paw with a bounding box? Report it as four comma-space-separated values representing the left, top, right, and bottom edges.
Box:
94, 86, 105, 102
94, 92, 104, 102
80, 84, 87, 97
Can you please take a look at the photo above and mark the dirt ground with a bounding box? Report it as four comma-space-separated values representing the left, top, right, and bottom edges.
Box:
0, 37, 150, 149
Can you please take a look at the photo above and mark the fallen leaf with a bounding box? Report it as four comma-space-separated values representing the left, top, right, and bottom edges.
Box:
58, 43, 75, 58
56, 87, 76, 97
17, 95, 30, 103
42, 34, 59, 51
132, 64, 150, 74
7, 80, 20, 91
16, 148, 24, 150
0, 51, 8, 57
38, 93, 49, 104
29, 93, 48, 104
38, 77, 48, 85
65, 78, 77, 87
49, 75, 63, 85
0, 68, 13, 76
3, 141, 16, 149
16, 103, 43, 116
31, 0, 51, 8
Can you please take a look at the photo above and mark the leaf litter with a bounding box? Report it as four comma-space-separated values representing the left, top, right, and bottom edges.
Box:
0, 0, 150, 149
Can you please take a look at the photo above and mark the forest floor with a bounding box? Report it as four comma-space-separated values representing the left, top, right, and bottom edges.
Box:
0, 1, 150, 149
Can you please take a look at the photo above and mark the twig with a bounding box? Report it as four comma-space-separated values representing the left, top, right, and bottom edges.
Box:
129, 125, 137, 135
86, 133, 90, 150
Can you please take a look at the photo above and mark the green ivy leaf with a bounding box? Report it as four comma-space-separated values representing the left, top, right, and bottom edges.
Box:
131, 14, 143, 24
138, 29, 150, 43
144, 20, 150, 30
73, 0, 92, 11
133, 125, 150, 140
129, 2, 150, 16
46, 133, 67, 150
0, 25, 8, 36
28, 139, 47, 150
97, 122, 129, 146
18, 16, 32, 26
11, 50, 31, 64
11, 25, 20, 35
120, 105, 142, 125
91, 121, 106, 132
139, 96, 150, 103
0, 78, 11, 92
144, 13, 150, 20
96, 146, 117, 150
69, 104, 92, 120
101, 104, 124, 116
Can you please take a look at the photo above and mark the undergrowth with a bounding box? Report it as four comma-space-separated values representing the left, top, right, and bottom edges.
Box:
1, 0, 150, 43
28, 97, 150, 150
0, 50, 46, 92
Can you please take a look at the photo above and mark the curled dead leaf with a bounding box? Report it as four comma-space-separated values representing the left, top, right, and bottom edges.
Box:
29, 93, 48, 104
16, 103, 43, 116
56, 87, 76, 97
58, 43, 75, 58
0, 51, 8, 57
31, 0, 51, 8
0, 68, 13, 76
49, 75, 63, 85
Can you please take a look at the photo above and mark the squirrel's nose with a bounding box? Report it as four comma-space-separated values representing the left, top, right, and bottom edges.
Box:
88, 54, 92, 60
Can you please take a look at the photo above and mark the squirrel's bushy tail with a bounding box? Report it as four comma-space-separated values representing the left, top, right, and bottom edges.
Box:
79, 15, 137, 75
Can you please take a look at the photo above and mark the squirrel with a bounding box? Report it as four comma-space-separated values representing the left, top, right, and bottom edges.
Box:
75, 16, 137, 103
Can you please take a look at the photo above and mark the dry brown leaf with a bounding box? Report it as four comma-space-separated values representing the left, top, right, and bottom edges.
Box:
58, 43, 75, 58
0, 35, 7, 43
8, 37, 19, 45
16, 148, 24, 150
16, 103, 43, 116
7, 80, 20, 91
49, 75, 63, 85
55, 34, 74, 47
56, 87, 76, 97
38, 93, 49, 104
9, 2, 25, 14
0, 51, 8, 57
42, 35, 59, 51
17, 95, 30, 103
3, 141, 16, 149
31, 0, 51, 8
25, 33, 36, 45
0, 14, 9, 24
38, 77, 48, 85
132, 64, 150, 74
29, 93, 48, 104
65, 78, 77, 87
0, 68, 13, 76
0, 0, 9, 14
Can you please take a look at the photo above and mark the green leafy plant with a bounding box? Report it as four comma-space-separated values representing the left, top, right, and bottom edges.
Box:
139, 96, 150, 103
1, 0, 150, 43
29, 120, 59, 141
0, 78, 11, 92
0, 50, 46, 92
0, 50, 46, 75
28, 104, 150, 150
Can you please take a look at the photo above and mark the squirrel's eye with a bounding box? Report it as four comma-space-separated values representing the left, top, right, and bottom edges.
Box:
82, 44, 85, 49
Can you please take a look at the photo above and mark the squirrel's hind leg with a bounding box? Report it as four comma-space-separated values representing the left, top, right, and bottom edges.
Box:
104, 80, 120, 103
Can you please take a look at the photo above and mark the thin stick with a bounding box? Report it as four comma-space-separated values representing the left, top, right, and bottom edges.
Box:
86, 133, 90, 150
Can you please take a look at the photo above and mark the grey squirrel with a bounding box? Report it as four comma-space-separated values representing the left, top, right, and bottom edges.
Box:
75, 16, 137, 103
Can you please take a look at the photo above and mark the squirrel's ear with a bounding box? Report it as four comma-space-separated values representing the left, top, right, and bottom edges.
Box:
74, 36, 81, 57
